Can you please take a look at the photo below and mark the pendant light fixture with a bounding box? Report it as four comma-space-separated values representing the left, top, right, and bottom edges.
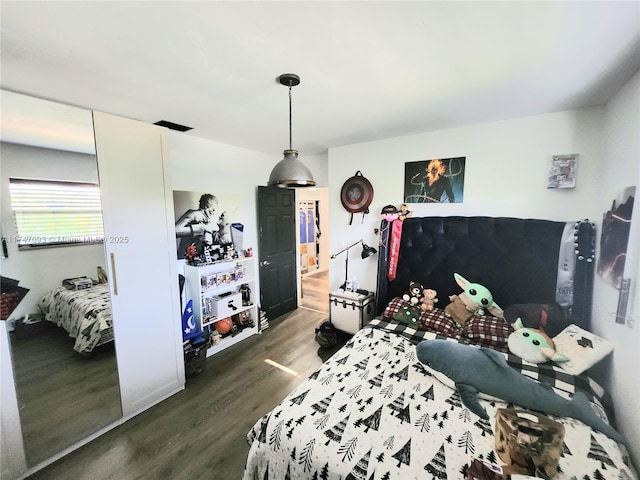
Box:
268, 73, 316, 187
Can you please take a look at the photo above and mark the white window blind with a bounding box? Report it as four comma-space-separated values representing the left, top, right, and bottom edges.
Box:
9, 178, 104, 249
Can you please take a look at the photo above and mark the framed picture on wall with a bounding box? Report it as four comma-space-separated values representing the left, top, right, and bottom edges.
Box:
597, 186, 635, 289
403, 157, 466, 203
173, 190, 242, 260
547, 154, 578, 189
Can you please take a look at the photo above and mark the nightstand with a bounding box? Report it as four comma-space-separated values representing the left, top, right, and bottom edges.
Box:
329, 290, 375, 334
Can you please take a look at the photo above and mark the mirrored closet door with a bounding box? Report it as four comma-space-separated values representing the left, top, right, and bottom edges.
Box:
0, 90, 122, 468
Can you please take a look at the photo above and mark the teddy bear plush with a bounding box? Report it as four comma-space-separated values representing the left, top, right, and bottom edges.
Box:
398, 203, 412, 221
402, 281, 425, 306
444, 273, 503, 327
507, 319, 569, 364
420, 289, 438, 311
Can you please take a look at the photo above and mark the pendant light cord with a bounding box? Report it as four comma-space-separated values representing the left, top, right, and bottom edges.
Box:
288, 85, 293, 150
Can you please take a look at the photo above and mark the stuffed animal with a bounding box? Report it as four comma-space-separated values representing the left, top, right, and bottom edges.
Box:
402, 281, 425, 306
503, 303, 567, 337
393, 304, 421, 326
398, 203, 412, 221
507, 319, 569, 364
416, 339, 624, 443
381, 204, 399, 222
420, 289, 438, 311
444, 273, 503, 327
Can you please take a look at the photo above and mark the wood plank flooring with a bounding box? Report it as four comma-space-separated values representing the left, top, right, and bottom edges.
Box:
300, 269, 329, 314
27, 302, 347, 480
10, 321, 121, 467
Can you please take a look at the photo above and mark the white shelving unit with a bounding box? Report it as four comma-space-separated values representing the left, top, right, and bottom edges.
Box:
184, 255, 259, 357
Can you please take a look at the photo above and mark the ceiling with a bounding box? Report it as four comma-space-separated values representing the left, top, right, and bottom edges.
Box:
1, 1, 639, 157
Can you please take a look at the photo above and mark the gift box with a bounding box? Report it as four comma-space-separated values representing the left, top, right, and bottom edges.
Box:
495, 408, 564, 479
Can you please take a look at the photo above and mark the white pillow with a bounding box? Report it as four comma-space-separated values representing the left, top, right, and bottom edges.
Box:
553, 324, 614, 376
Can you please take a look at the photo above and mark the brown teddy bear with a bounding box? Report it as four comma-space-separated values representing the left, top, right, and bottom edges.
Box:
420, 289, 438, 311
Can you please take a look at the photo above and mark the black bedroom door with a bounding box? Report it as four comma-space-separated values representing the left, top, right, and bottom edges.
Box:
257, 186, 297, 320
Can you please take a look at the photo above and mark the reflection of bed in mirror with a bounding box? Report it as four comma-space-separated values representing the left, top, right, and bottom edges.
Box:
38, 284, 113, 355
1, 90, 123, 474
2, 89, 185, 479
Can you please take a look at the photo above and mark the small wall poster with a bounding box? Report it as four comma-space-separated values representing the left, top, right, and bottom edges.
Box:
547, 154, 578, 189
597, 186, 635, 289
403, 157, 466, 203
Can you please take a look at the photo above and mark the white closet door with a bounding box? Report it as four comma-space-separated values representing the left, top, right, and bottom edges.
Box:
93, 111, 184, 417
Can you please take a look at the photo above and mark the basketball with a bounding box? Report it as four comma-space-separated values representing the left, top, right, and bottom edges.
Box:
215, 317, 233, 335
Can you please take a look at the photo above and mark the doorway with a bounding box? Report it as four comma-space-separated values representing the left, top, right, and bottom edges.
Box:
297, 187, 329, 313
299, 199, 320, 275
300, 270, 329, 315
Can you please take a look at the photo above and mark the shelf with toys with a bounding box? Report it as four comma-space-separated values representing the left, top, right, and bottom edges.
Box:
184, 249, 259, 357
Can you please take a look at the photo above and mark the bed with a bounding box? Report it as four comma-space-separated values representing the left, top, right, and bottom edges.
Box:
38, 284, 113, 355
244, 216, 637, 479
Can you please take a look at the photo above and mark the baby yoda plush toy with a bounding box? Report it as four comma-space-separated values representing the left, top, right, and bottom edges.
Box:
444, 273, 503, 327
507, 319, 569, 364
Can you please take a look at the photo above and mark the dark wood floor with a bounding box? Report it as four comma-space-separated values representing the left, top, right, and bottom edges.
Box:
11, 321, 121, 467
28, 300, 346, 479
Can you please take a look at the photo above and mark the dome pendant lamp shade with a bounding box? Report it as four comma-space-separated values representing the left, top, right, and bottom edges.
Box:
268, 74, 316, 188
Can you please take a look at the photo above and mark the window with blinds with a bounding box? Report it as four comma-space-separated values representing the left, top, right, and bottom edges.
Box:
8, 178, 104, 249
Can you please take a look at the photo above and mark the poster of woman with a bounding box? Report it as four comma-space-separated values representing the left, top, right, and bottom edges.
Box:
404, 157, 466, 203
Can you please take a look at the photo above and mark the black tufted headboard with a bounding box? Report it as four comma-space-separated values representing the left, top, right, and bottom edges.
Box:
375, 216, 595, 330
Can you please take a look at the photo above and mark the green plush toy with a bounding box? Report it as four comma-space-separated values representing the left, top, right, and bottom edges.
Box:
393, 304, 421, 326
507, 318, 569, 364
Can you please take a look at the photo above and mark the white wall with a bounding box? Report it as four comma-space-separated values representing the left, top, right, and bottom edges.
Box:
327, 107, 603, 292
303, 152, 329, 188
0, 142, 107, 320
328, 90, 639, 464
594, 70, 640, 459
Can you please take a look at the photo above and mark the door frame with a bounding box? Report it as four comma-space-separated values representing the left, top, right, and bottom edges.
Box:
295, 187, 329, 300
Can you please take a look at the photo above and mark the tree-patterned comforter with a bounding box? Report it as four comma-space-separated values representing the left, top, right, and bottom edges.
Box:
244, 319, 637, 480
39, 284, 113, 355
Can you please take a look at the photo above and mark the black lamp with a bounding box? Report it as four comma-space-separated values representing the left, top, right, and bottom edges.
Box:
330, 239, 377, 290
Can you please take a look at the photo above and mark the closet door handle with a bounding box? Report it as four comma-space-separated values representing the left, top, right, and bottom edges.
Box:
110, 253, 119, 295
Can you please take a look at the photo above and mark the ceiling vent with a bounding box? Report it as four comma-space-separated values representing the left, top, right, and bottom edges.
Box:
154, 120, 193, 132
